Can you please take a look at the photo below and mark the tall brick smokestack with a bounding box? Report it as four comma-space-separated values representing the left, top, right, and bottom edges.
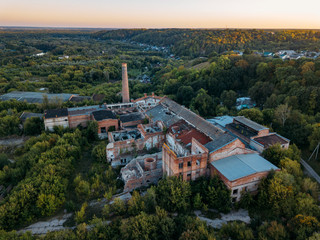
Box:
122, 63, 130, 103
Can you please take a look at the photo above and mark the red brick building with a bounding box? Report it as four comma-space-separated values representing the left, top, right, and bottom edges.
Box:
162, 120, 211, 181
210, 153, 279, 202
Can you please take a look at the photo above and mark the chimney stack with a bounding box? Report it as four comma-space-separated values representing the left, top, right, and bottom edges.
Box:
122, 63, 130, 103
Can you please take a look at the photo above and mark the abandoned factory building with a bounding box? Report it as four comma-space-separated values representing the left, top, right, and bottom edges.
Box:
43, 64, 284, 201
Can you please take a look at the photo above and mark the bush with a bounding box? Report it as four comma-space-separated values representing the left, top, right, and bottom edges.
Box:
24, 117, 44, 135
0, 153, 10, 169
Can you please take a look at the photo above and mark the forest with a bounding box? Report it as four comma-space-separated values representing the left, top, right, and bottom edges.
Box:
0, 29, 320, 239
95, 29, 320, 57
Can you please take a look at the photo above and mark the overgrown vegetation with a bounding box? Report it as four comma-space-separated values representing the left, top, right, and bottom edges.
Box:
1, 29, 320, 239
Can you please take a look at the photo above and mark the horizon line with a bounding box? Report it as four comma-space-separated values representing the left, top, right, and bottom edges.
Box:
1, 26, 320, 31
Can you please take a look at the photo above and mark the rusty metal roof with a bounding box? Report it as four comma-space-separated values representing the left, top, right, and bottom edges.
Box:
169, 119, 211, 146
160, 97, 225, 141
253, 133, 289, 147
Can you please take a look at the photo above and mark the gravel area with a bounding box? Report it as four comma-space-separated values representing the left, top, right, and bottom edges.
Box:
195, 209, 251, 229
19, 213, 73, 235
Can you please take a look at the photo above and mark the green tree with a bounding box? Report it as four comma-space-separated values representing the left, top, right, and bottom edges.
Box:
111, 198, 127, 216
120, 212, 157, 240
86, 121, 98, 142
238, 108, 264, 124
258, 221, 288, 240
177, 86, 194, 107
128, 191, 145, 216
220, 222, 254, 240
156, 176, 191, 213
91, 143, 106, 162
221, 90, 237, 109
24, 117, 44, 136
75, 202, 88, 224
288, 214, 320, 240
275, 104, 292, 127
190, 88, 214, 117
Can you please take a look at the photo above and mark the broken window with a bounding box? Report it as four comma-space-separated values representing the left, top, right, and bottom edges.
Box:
196, 160, 200, 166
179, 163, 183, 169
187, 173, 191, 181
187, 161, 191, 167
233, 189, 238, 195
101, 127, 106, 133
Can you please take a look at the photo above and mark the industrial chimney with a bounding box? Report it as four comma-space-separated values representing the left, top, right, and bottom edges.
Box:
122, 63, 130, 103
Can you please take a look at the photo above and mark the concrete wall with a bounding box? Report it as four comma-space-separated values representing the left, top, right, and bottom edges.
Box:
44, 117, 69, 131
166, 134, 188, 157
249, 139, 265, 153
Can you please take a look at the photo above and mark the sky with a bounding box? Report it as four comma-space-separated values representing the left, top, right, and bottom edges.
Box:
1, 0, 320, 29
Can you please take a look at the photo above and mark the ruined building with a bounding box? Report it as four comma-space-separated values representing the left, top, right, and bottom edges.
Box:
121, 152, 162, 192
107, 121, 165, 167
43, 64, 283, 201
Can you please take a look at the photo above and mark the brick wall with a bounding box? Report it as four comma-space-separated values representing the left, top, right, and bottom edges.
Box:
97, 119, 119, 133
68, 114, 90, 128
162, 142, 208, 181
210, 165, 278, 201
121, 119, 145, 128
257, 129, 270, 137
209, 138, 247, 162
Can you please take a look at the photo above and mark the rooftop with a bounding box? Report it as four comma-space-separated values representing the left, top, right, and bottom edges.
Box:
253, 133, 289, 147
69, 95, 91, 103
92, 110, 116, 121
68, 105, 103, 116
207, 116, 234, 128
234, 116, 268, 132
111, 129, 142, 142
211, 153, 278, 181
204, 134, 237, 153
44, 108, 68, 119
169, 120, 211, 146
0, 91, 76, 103
20, 112, 43, 122
140, 123, 162, 134
145, 104, 180, 127
120, 112, 145, 123
161, 97, 225, 141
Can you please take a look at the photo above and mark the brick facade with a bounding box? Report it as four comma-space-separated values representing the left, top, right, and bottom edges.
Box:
162, 139, 209, 181
96, 118, 119, 133
208, 138, 248, 162
210, 165, 279, 202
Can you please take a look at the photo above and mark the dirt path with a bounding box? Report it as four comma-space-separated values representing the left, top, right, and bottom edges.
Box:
301, 158, 320, 184
195, 209, 251, 229
0, 136, 28, 146
19, 192, 131, 235
18, 213, 73, 235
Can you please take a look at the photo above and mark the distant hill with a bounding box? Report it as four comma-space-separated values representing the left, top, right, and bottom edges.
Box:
93, 29, 320, 57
